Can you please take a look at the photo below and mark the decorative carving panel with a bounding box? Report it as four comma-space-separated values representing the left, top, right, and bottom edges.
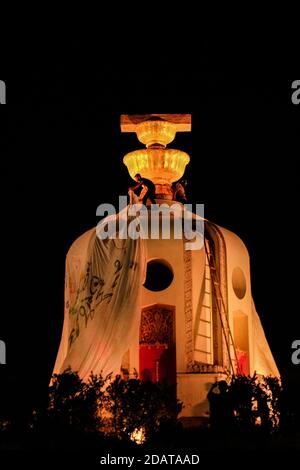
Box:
184, 241, 194, 369
140, 305, 175, 345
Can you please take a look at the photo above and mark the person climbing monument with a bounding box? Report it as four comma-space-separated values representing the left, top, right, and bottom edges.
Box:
129, 173, 156, 205
172, 179, 188, 204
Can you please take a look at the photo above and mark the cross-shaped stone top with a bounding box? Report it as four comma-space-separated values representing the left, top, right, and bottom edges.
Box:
120, 114, 192, 133
121, 114, 191, 148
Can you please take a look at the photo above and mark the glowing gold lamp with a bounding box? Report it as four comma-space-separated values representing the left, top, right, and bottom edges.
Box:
135, 120, 177, 148
121, 114, 191, 200
123, 148, 190, 185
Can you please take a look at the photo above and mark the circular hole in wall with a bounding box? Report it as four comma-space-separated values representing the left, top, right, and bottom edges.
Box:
143, 259, 174, 292
232, 267, 247, 299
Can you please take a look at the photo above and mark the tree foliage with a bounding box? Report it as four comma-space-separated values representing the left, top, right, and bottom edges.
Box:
208, 374, 283, 435
105, 375, 182, 441
30, 368, 182, 442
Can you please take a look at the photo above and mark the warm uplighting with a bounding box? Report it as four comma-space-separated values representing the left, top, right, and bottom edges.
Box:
123, 147, 190, 186
122, 116, 191, 200
130, 427, 146, 445
136, 120, 177, 147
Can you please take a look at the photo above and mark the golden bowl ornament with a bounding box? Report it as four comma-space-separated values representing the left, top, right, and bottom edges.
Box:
123, 147, 190, 185
135, 120, 177, 148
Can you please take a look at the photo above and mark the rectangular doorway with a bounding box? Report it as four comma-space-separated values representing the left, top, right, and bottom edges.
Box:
139, 304, 176, 385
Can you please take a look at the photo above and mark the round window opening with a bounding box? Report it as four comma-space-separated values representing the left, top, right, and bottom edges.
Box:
232, 267, 247, 300
144, 259, 174, 292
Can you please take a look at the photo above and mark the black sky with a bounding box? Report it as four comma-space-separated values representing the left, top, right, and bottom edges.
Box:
1, 40, 299, 419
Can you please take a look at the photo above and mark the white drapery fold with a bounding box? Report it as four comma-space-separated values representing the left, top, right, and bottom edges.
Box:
53, 208, 147, 380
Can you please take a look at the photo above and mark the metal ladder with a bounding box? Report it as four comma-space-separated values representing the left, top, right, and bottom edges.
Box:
204, 237, 241, 375
194, 259, 213, 363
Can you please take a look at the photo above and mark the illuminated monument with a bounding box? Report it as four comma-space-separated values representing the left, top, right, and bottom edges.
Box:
54, 114, 279, 419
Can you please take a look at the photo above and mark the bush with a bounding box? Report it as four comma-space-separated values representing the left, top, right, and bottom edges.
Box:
31, 369, 182, 444
208, 374, 283, 435
105, 376, 182, 442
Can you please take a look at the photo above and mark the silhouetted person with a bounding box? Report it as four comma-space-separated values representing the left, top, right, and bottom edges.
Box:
172, 179, 187, 203
129, 173, 156, 205
141, 368, 152, 382
207, 380, 233, 432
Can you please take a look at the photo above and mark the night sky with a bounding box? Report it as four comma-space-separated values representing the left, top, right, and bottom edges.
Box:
1, 42, 299, 419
